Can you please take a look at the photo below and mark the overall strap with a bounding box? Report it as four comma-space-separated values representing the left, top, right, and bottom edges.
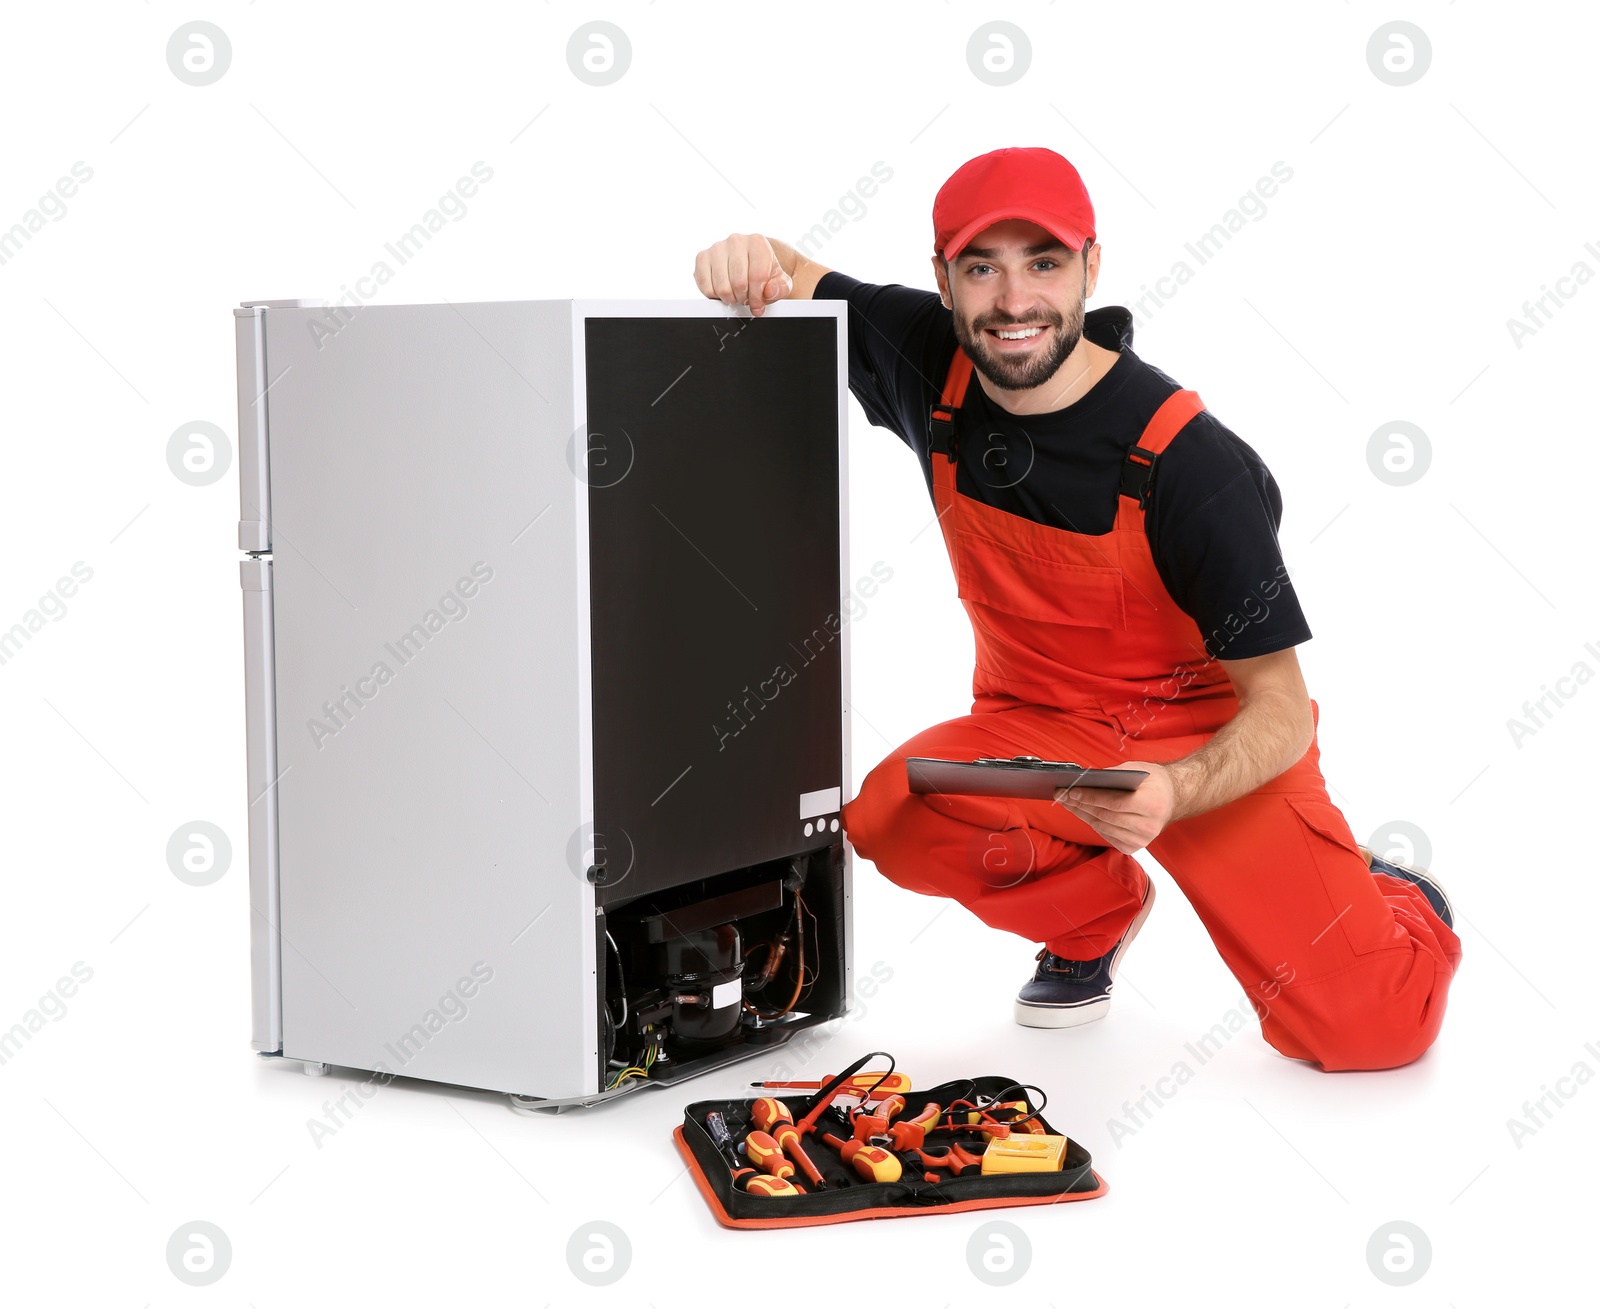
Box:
927, 347, 974, 462
1118, 388, 1205, 509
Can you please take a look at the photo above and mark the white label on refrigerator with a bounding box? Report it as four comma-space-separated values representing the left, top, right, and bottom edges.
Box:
799, 786, 840, 820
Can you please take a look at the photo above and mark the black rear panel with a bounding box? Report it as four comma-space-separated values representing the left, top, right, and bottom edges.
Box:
584, 315, 842, 904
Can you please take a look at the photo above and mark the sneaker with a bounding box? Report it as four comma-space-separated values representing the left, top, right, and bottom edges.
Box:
1358, 845, 1455, 931
1014, 877, 1156, 1029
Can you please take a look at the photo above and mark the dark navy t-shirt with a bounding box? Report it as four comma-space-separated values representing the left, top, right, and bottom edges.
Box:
815, 270, 1312, 660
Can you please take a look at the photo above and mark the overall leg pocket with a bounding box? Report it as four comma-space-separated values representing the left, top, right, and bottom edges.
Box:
1285, 796, 1406, 962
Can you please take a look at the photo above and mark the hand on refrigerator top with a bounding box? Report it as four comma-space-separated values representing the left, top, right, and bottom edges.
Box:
693, 232, 829, 312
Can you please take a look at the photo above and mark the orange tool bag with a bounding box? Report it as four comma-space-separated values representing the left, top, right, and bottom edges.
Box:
672, 1051, 1108, 1229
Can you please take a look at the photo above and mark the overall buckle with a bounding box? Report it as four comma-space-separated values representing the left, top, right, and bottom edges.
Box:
928, 403, 958, 462
1118, 445, 1158, 508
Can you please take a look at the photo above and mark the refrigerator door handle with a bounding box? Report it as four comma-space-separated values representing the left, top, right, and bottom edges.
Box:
240, 557, 283, 1052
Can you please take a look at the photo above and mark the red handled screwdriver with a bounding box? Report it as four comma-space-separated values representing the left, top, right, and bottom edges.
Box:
753, 1072, 913, 1095
750, 1098, 827, 1190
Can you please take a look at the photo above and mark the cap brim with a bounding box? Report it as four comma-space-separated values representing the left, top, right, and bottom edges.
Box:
941, 208, 1092, 262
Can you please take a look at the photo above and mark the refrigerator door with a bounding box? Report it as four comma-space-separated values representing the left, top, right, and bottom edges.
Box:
248, 300, 598, 1099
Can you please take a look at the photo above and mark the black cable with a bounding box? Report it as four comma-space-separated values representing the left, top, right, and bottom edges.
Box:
973, 1082, 1049, 1131
859, 1054, 897, 1104
794, 1050, 895, 1125
604, 931, 627, 1028
937, 1077, 979, 1109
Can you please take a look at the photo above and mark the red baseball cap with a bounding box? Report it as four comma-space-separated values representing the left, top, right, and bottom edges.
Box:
932, 147, 1096, 263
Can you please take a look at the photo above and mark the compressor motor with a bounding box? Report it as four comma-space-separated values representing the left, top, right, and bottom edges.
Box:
603, 857, 813, 1074
655, 923, 745, 1044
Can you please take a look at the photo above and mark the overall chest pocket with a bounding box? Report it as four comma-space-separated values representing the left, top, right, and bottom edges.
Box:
952, 528, 1128, 630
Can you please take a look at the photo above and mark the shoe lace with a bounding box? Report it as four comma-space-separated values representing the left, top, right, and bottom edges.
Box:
1034, 946, 1101, 980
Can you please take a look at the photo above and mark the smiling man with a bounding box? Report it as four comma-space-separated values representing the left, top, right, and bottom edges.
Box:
692, 146, 1462, 1072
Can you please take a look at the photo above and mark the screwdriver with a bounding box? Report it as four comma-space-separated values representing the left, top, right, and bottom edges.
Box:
707, 1114, 804, 1196
753, 1072, 913, 1095
749, 1098, 827, 1190
704, 1112, 756, 1189
742, 1129, 796, 1181
745, 1174, 805, 1197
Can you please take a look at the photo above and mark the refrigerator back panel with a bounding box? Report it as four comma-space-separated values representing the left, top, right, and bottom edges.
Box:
584, 316, 843, 904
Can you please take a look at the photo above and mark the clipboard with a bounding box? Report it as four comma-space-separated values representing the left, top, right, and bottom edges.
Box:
905, 754, 1149, 801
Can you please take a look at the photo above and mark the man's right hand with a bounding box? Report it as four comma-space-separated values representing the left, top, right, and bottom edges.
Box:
693, 233, 824, 314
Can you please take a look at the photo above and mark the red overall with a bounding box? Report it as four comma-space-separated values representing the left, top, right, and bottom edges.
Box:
841, 347, 1462, 1072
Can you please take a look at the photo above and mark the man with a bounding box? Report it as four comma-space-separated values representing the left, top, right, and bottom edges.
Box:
693, 146, 1462, 1072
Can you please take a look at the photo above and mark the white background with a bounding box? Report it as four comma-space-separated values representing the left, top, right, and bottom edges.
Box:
1, 1, 1594, 1301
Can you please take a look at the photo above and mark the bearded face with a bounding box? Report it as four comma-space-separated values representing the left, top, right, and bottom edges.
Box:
950, 260, 1088, 393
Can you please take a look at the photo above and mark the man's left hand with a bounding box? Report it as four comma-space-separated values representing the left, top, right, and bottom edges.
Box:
1053, 762, 1176, 855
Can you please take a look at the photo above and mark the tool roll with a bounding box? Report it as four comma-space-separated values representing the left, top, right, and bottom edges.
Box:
672, 1051, 1108, 1229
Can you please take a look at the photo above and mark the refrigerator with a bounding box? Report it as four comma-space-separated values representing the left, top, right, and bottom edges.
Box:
235, 297, 853, 1107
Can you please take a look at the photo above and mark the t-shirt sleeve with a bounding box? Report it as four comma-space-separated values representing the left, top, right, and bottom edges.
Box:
813, 270, 949, 449
1146, 415, 1313, 660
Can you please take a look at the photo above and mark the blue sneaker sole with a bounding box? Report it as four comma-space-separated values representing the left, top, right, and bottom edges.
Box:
1015, 876, 1157, 1029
